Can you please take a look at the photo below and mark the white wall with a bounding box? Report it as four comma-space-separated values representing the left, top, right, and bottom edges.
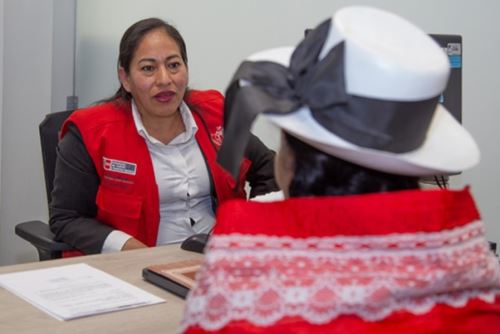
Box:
52, 1, 77, 112
0, 0, 4, 230
75, 0, 500, 244
0, 0, 75, 265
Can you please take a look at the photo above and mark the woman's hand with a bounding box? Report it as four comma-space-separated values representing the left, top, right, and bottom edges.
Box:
121, 237, 148, 251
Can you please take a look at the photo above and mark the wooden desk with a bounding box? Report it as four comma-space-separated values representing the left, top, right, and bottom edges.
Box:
0, 244, 202, 334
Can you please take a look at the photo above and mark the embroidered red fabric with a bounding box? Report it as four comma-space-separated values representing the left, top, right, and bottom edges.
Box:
181, 189, 500, 333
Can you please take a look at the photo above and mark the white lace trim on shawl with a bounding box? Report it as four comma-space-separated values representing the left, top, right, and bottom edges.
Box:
181, 221, 500, 331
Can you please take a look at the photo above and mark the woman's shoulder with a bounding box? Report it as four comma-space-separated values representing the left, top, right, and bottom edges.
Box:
185, 90, 224, 114
63, 100, 132, 137
185, 89, 223, 105
70, 100, 132, 123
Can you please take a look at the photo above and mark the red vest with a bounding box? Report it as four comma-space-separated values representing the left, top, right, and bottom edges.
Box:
61, 90, 249, 247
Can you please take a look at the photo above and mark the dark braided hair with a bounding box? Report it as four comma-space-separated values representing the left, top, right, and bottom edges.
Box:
284, 132, 419, 197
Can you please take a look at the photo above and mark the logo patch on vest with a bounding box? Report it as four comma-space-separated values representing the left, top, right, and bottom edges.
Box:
211, 125, 223, 147
103, 157, 137, 175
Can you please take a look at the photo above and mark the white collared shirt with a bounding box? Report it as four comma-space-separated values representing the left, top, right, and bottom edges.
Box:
102, 100, 214, 252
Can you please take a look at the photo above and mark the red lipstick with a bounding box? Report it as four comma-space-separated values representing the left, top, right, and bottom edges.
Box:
154, 91, 175, 103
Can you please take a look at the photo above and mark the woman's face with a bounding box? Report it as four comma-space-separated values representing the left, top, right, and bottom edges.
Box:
119, 28, 188, 121
275, 131, 295, 198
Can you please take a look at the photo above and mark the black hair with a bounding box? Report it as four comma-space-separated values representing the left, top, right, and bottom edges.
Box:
284, 132, 420, 197
103, 18, 188, 103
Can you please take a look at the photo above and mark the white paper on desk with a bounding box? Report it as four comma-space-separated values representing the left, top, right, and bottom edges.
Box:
0, 263, 164, 321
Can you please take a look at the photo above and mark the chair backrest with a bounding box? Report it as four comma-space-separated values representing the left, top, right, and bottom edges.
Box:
14, 110, 75, 261
39, 110, 74, 204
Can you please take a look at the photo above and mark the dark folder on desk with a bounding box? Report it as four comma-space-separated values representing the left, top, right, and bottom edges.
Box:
142, 259, 202, 299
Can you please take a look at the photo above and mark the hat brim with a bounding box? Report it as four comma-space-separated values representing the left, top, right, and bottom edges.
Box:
256, 48, 480, 176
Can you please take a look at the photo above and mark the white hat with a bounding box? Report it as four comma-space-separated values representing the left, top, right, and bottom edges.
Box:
218, 6, 479, 177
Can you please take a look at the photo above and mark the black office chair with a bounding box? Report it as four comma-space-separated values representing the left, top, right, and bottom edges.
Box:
15, 110, 74, 260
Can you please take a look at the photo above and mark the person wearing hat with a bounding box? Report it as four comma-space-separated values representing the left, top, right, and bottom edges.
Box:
180, 6, 500, 333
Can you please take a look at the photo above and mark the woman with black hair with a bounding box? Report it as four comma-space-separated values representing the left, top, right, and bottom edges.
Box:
181, 6, 500, 333
49, 18, 278, 255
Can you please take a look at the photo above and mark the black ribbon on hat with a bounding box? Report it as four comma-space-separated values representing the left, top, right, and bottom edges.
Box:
217, 18, 439, 180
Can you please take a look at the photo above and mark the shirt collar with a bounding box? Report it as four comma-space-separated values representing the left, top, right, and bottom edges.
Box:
131, 99, 198, 145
